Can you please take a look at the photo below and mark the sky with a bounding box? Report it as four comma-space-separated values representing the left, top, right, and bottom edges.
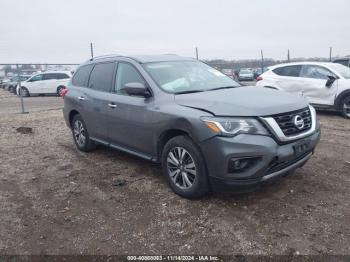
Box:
0, 0, 349, 63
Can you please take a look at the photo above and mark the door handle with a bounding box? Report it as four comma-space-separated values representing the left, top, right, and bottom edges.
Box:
108, 103, 117, 108
78, 96, 85, 101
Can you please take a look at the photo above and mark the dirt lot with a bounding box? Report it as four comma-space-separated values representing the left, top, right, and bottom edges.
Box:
0, 90, 349, 255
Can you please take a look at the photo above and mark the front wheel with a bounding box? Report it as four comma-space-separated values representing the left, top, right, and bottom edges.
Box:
20, 87, 30, 97
71, 114, 96, 152
341, 96, 350, 119
162, 135, 209, 198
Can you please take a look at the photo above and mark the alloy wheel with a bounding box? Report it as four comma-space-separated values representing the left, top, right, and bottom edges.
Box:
73, 120, 86, 147
166, 147, 197, 189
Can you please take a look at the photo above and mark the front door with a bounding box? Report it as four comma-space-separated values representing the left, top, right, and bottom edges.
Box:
107, 62, 154, 157
299, 65, 338, 106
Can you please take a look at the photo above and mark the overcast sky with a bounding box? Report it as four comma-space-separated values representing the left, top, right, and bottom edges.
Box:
0, 0, 349, 63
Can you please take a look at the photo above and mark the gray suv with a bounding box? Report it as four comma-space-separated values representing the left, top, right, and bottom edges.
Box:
63, 55, 321, 198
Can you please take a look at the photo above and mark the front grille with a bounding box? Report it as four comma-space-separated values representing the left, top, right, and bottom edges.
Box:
272, 107, 312, 136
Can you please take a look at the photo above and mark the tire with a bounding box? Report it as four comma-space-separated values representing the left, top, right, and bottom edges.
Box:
57, 86, 65, 96
340, 96, 350, 119
71, 114, 96, 152
20, 87, 30, 97
161, 135, 209, 198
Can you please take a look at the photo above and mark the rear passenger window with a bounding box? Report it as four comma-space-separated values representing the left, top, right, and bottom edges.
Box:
72, 65, 93, 87
43, 73, 57, 80
88, 62, 116, 92
273, 65, 302, 77
56, 73, 70, 79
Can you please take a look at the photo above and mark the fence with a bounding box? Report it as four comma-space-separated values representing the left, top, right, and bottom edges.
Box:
0, 63, 79, 113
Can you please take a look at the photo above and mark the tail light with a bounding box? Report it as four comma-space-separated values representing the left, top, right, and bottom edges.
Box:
256, 76, 263, 82
60, 88, 68, 98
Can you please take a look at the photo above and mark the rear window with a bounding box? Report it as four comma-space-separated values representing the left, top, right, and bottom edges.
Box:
72, 65, 93, 87
273, 65, 302, 77
88, 62, 116, 92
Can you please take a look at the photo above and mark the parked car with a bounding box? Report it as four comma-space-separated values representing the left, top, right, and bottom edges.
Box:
238, 68, 255, 81
63, 54, 320, 198
0, 78, 11, 89
256, 62, 350, 119
5, 75, 31, 93
16, 71, 71, 96
333, 57, 350, 68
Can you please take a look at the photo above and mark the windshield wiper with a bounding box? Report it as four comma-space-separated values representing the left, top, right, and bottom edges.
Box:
209, 85, 238, 91
175, 90, 205, 95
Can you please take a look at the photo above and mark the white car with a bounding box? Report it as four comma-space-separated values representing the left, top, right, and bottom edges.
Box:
256, 62, 350, 118
16, 71, 71, 97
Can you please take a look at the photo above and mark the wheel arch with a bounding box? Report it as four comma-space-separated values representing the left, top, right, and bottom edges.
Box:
69, 110, 80, 127
156, 129, 192, 162
335, 90, 350, 110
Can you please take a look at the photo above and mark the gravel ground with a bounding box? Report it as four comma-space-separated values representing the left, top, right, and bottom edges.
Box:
0, 91, 349, 255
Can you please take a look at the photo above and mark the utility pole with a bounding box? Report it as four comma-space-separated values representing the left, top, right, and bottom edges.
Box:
287, 49, 290, 62
195, 47, 199, 60
16, 64, 26, 114
90, 42, 94, 59
329, 47, 332, 62
260, 50, 264, 72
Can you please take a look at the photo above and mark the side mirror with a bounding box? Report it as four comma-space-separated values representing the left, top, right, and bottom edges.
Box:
326, 75, 336, 88
123, 82, 151, 98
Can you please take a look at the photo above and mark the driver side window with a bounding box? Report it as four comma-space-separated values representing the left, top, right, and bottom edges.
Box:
300, 65, 336, 80
114, 62, 145, 96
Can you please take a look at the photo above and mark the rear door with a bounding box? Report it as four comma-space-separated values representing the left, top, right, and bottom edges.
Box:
272, 65, 303, 95
299, 65, 338, 105
107, 62, 154, 157
81, 62, 117, 142
41, 73, 58, 93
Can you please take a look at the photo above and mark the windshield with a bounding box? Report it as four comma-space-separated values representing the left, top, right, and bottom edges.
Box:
328, 63, 350, 79
240, 69, 252, 74
143, 61, 240, 94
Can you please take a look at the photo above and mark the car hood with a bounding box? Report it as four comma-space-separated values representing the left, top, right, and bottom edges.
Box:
174, 86, 309, 116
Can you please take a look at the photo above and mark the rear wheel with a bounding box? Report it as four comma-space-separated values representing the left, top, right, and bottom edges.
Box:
341, 96, 350, 119
57, 86, 66, 96
162, 135, 209, 198
71, 114, 96, 152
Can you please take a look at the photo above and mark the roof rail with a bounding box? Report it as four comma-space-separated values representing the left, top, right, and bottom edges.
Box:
87, 54, 122, 62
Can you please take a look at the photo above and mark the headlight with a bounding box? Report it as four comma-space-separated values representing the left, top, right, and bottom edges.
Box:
201, 117, 269, 137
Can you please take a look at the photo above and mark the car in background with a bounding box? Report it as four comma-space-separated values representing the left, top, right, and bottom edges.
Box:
0, 78, 11, 88
5, 75, 32, 93
16, 71, 71, 97
333, 57, 350, 68
238, 68, 255, 81
256, 62, 350, 118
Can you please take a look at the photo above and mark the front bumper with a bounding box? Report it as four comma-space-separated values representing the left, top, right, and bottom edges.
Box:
200, 128, 321, 192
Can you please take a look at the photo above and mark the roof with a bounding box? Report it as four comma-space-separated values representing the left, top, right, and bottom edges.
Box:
86, 54, 195, 64
268, 61, 336, 69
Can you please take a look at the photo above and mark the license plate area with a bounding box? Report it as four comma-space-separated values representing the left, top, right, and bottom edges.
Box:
293, 139, 311, 157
